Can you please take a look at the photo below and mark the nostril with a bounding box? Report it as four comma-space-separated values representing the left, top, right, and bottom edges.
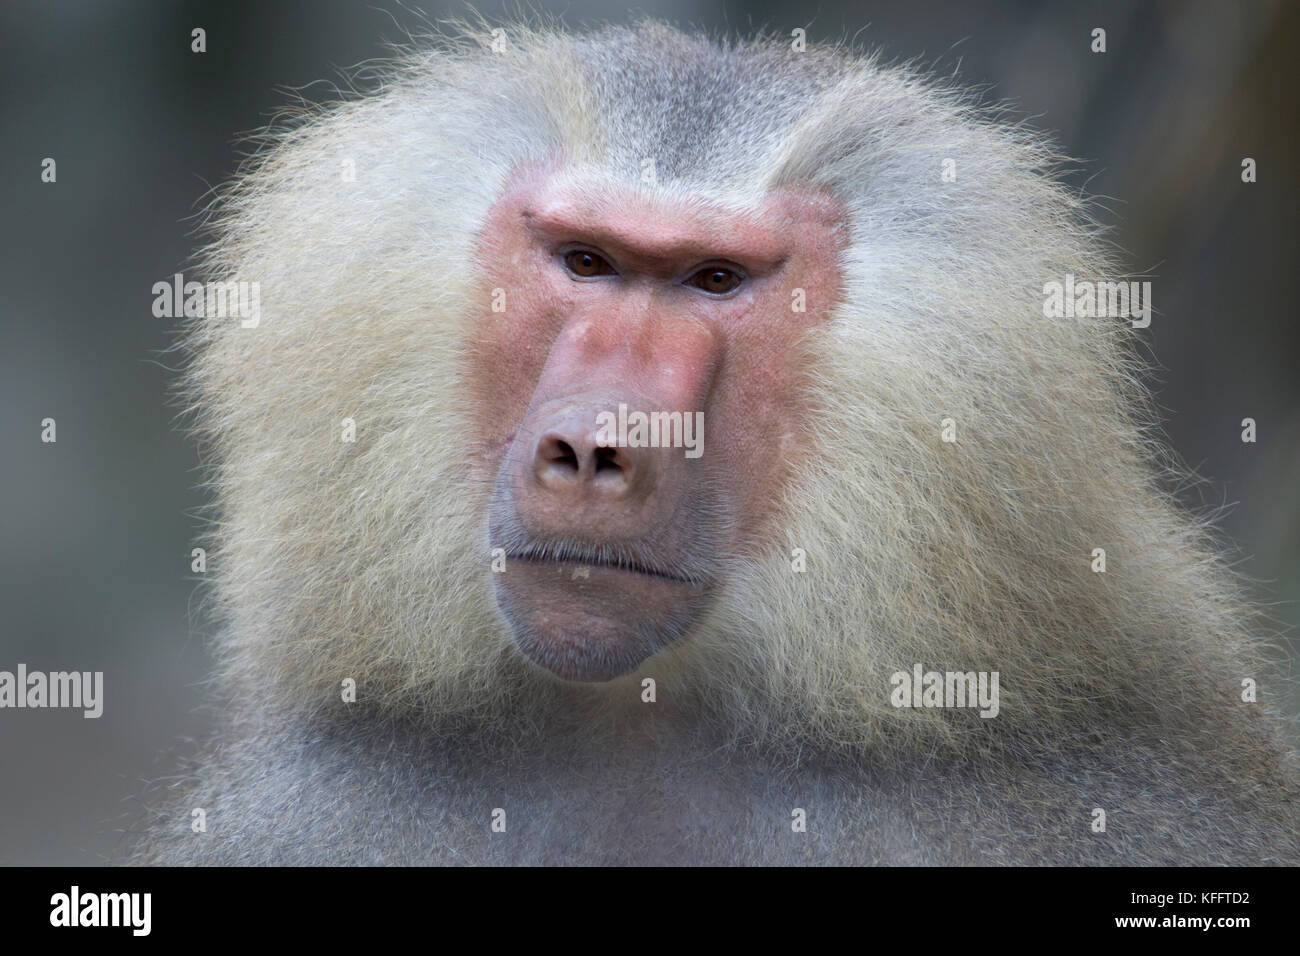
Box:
594, 445, 622, 473
539, 436, 579, 472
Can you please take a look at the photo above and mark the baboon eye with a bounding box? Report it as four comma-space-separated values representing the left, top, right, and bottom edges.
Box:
564, 249, 616, 278
687, 266, 743, 295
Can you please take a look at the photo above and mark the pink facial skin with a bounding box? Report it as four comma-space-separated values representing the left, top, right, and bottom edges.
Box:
467, 166, 847, 681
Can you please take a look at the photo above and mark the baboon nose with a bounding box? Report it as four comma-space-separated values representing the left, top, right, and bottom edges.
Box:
533, 410, 648, 500
510, 397, 686, 540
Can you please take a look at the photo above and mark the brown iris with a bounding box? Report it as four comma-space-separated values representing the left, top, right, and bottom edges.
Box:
564, 249, 615, 277
688, 267, 742, 295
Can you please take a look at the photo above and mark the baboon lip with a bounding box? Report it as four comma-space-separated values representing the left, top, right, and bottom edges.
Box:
507, 550, 704, 588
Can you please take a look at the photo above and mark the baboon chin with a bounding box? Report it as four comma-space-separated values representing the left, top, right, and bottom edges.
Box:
136, 21, 1300, 866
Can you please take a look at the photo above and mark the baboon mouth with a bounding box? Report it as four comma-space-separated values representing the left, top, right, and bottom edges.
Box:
493, 542, 715, 682
507, 549, 703, 587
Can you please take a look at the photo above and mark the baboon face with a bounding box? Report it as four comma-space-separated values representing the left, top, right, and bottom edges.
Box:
469, 166, 847, 681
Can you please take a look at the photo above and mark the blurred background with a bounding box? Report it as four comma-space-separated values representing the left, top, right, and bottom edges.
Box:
0, 0, 1296, 865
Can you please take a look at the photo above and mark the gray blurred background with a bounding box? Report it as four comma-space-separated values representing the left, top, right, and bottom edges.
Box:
0, 0, 1296, 865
